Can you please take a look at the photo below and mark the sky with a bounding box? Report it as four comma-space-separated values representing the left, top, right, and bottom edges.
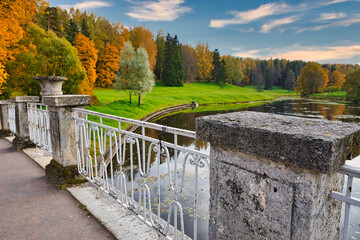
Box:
49, 0, 360, 64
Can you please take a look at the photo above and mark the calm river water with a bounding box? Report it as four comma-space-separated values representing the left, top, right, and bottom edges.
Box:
150, 98, 360, 240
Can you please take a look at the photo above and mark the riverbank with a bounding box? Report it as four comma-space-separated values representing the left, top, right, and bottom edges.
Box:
88, 83, 298, 120
309, 91, 346, 100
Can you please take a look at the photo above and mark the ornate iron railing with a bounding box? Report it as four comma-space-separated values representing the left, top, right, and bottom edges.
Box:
72, 108, 210, 240
332, 155, 360, 240
8, 103, 16, 134
27, 103, 52, 153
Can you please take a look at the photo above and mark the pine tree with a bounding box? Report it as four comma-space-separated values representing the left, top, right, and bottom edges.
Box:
284, 70, 295, 92
163, 34, 184, 87
212, 49, 221, 83
65, 19, 79, 44
218, 59, 227, 88
154, 30, 165, 81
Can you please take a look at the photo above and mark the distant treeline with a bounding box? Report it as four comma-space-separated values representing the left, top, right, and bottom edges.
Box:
1, 1, 359, 99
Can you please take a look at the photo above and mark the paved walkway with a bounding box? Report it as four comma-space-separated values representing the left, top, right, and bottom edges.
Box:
0, 139, 115, 240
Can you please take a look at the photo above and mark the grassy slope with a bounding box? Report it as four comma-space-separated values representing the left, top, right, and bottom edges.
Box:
88, 83, 298, 120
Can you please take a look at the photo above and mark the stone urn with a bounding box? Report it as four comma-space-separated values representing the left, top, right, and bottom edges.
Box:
34, 76, 68, 96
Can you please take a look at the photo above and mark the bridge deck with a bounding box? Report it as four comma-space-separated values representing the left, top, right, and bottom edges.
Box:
0, 139, 115, 240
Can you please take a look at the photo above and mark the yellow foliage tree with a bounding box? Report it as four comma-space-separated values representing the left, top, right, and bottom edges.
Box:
328, 70, 345, 89
74, 33, 98, 95
96, 43, 120, 87
130, 25, 157, 71
195, 42, 213, 81
0, 0, 40, 94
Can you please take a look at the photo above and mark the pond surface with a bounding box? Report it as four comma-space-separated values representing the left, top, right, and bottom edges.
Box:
150, 98, 360, 240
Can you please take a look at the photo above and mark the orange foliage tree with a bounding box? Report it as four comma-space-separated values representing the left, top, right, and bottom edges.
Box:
328, 70, 345, 89
0, 0, 40, 94
96, 43, 120, 87
295, 62, 329, 96
130, 25, 157, 71
74, 33, 98, 95
195, 42, 213, 81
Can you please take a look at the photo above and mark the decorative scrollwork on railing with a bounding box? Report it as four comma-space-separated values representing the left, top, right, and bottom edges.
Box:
72, 108, 210, 240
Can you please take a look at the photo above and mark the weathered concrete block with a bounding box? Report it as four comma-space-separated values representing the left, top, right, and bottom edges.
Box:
197, 111, 360, 173
196, 111, 358, 240
12, 96, 39, 150
43, 95, 90, 185
0, 100, 11, 137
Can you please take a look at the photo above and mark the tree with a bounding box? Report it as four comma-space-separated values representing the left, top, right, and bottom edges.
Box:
65, 19, 79, 44
195, 42, 213, 81
0, 0, 39, 94
115, 42, 154, 106
80, 18, 90, 38
181, 44, 198, 82
328, 70, 345, 90
295, 62, 328, 96
284, 70, 295, 92
162, 34, 184, 87
44, 7, 62, 36
129, 25, 157, 71
212, 49, 221, 83
6, 24, 86, 95
74, 33, 98, 95
344, 68, 360, 102
264, 60, 275, 90
223, 55, 244, 86
154, 30, 165, 81
96, 43, 120, 87
252, 66, 264, 92
218, 59, 227, 88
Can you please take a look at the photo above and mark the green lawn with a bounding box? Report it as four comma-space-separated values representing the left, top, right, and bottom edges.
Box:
309, 91, 346, 100
88, 83, 298, 120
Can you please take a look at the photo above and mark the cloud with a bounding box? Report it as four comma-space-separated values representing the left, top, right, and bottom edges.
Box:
209, 0, 360, 29
260, 16, 299, 33
233, 44, 360, 62
316, 12, 347, 21
238, 28, 255, 33
298, 14, 360, 32
126, 0, 192, 21
209, 2, 291, 28
59, 1, 111, 10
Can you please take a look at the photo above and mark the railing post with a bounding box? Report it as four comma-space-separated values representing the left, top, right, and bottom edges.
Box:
196, 112, 360, 240
0, 100, 11, 137
12, 96, 39, 150
42, 95, 90, 187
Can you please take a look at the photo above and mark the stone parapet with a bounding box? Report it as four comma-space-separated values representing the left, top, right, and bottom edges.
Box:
196, 111, 360, 240
12, 96, 39, 150
43, 95, 90, 107
196, 111, 360, 173
0, 100, 11, 137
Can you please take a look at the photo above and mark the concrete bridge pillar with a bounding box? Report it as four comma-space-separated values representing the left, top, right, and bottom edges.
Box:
42, 95, 90, 187
196, 111, 360, 240
12, 96, 39, 150
0, 100, 11, 137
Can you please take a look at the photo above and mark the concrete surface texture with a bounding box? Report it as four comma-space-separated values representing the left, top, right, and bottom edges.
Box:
0, 139, 115, 240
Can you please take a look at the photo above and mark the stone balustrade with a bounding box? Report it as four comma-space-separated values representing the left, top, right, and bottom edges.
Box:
196, 111, 360, 240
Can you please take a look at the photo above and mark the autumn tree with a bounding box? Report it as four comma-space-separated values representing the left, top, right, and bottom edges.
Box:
181, 44, 198, 82
195, 42, 213, 81
0, 0, 39, 94
96, 43, 120, 87
328, 70, 345, 90
295, 62, 328, 96
115, 42, 154, 106
154, 30, 165, 81
344, 68, 360, 102
163, 34, 184, 87
74, 33, 98, 95
6, 24, 86, 95
284, 70, 296, 91
129, 25, 157, 71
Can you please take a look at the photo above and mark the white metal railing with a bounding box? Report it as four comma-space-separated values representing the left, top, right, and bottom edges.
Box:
72, 108, 210, 240
27, 103, 52, 153
8, 103, 16, 134
332, 155, 360, 240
